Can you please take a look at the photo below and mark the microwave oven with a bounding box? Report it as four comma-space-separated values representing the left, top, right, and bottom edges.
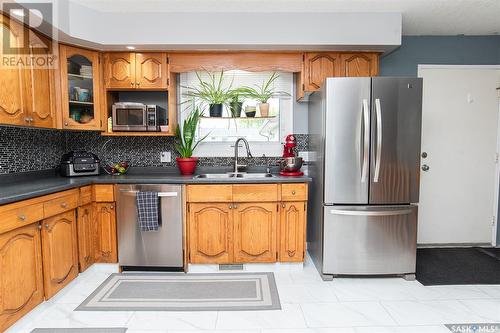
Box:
112, 102, 167, 132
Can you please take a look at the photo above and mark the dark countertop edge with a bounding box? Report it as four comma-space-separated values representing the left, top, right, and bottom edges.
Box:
0, 174, 311, 206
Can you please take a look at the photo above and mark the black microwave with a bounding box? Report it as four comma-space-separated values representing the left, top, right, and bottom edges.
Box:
112, 102, 167, 132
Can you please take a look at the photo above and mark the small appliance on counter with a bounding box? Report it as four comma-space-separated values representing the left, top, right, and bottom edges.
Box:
280, 134, 304, 176
112, 102, 167, 132
60, 150, 100, 177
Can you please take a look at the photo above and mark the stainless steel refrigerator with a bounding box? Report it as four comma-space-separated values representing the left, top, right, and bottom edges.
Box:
308, 77, 422, 280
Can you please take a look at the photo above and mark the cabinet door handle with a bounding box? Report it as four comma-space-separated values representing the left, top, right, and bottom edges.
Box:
45, 223, 49, 230
64, 120, 69, 126
60, 202, 68, 208
228, 204, 233, 209
18, 214, 26, 221
281, 203, 286, 208
109, 205, 114, 209
136, 82, 140, 86
130, 82, 134, 86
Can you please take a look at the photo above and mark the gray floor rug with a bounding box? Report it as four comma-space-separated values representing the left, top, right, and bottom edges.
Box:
76, 272, 281, 311
31, 329, 127, 333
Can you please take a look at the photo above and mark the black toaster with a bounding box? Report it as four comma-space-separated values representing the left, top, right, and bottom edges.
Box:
60, 151, 100, 177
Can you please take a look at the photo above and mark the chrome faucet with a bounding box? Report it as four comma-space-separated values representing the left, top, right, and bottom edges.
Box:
234, 138, 253, 174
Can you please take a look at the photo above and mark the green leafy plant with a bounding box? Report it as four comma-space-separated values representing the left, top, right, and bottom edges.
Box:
175, 107, 209, 158
239, 72, 289, 103
184, 71, 233, 106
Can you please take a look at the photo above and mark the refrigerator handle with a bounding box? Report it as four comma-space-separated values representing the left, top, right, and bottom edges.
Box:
330, 208, 413, 216
374, 98, 382, 183
361, 99, 370, 183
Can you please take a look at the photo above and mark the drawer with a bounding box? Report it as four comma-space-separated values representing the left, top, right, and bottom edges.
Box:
43, 193, 79, 218
232, 184, 278, 202
79, 186, 93, 205
187, 185, 232, 202
281, 183, 308, 201
0, 202, 44, 234
93, 185, 114, 202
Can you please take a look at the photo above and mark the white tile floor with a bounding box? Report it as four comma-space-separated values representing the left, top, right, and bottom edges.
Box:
6, 254, 500, 333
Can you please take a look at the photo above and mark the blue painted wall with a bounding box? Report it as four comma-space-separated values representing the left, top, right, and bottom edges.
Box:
380, 35, 500, 76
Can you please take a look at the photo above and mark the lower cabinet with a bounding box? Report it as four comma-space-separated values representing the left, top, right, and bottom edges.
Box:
233, 203, 277, 263
77, 204, 95, 272
0, 224, 44, 331
41, 210, 79, 299
279, 201, 306, 262
94, 202, 118, 263
186, 183, 308, 265
188, 203, 233, 264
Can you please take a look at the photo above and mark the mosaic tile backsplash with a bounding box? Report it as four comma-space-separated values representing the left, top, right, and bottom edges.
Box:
0, 126, 309, 174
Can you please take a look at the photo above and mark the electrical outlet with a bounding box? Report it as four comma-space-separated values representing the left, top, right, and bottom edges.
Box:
160, 151, 171, 163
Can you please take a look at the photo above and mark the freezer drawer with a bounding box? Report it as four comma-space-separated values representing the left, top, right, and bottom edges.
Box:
116, 184, 184, 268
323, 205, 417, 275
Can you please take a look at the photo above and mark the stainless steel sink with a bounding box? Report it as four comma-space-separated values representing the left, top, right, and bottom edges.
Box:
195, 173, 274, 179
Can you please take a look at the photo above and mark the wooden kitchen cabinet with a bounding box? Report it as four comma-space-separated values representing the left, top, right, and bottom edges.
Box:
340, 53, 379, 77
0, 224, 44, 332
0, 16, 55, 128
233, 202, 277, 263
303, 52, 342, 91
77, 204, 95, 272
24, 31, 56, 128
94, 202, 118, 263
279, 201, 306, 262
104, 52, 168, 90
59, 45, 103, 131
188, 203, 233, 264
297, 52, 380, 100
41, 210, 79, 299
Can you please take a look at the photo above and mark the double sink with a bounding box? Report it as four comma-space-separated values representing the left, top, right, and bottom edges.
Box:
195, 173, 274, 179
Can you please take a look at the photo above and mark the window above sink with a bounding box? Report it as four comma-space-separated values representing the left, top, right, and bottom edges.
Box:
178, 70, 294, 157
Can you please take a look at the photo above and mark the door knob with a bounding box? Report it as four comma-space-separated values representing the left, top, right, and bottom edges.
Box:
422, 164, 430, 172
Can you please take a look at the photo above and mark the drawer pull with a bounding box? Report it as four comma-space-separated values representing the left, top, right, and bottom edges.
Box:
291, 190, 296, 195
228, 204, 233, 209
18, 215, 26, 221
45, 223, 49, 230
60, 202, 68, 208
282, 203, 286, 208
233, 204, 238, 209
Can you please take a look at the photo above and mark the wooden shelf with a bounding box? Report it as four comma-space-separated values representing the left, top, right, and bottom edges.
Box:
101, 131, 175, 137
200, 116, 277, 119
69, 100, 93, 106
68, 73, 93, 80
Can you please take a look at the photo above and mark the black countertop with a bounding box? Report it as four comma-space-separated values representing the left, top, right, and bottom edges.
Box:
0, 167, 311, 205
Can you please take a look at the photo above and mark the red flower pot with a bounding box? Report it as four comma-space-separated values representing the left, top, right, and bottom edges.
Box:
176, 157, 199, 175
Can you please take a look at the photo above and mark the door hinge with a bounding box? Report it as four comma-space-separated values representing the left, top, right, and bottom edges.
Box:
302, 83, 305, 91
276, 252, 278, 260
187, 204, 190, 213
188, 252, 191, 261
167, 57, 170, 64
496, 153, 499, 163
167, 78, 170, 86
277, 204, 279, 212
492, 216, 497, 226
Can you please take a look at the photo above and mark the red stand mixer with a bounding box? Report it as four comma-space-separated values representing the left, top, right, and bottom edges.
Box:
280, 134, 304, 176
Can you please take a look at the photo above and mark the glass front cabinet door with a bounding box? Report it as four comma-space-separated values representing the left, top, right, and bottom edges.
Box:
60, 45, 102, 130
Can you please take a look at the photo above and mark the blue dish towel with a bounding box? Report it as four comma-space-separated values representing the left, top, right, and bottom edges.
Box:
136, 191, 160, 232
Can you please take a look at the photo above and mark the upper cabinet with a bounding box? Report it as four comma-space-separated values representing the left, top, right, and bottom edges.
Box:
0, 16, 55, 128
340, 53, 379, 77
104, 52, 168, 90
297, 52, 380, 100
303, 53, 342, 91
59, 45, 103, 130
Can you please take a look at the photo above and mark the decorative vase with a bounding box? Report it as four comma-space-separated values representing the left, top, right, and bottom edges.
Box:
259, 103, 270, 117
209, 104, 223, 117
230, 101, 243, 118
245, 106, 256, 118
176, 157, 199, 175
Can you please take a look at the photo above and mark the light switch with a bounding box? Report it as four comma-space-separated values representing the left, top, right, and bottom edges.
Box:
160, 151, 171, 163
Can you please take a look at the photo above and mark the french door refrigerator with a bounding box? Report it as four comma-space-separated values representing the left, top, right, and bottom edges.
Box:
308, 77, 422, 280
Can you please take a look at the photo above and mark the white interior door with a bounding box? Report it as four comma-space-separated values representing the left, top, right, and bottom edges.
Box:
417, 66, 500, 245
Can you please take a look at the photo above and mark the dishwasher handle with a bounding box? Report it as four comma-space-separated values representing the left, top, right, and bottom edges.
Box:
119, 190, 179, 197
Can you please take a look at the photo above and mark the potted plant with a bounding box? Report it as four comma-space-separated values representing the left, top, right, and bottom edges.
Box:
175, 107, 208, 175
184, 71, 233, 117
240, 72, 288, 117
228, 89, 244, 118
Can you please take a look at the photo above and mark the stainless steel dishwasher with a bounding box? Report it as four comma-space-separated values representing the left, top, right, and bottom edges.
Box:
116, 184, 183, 270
